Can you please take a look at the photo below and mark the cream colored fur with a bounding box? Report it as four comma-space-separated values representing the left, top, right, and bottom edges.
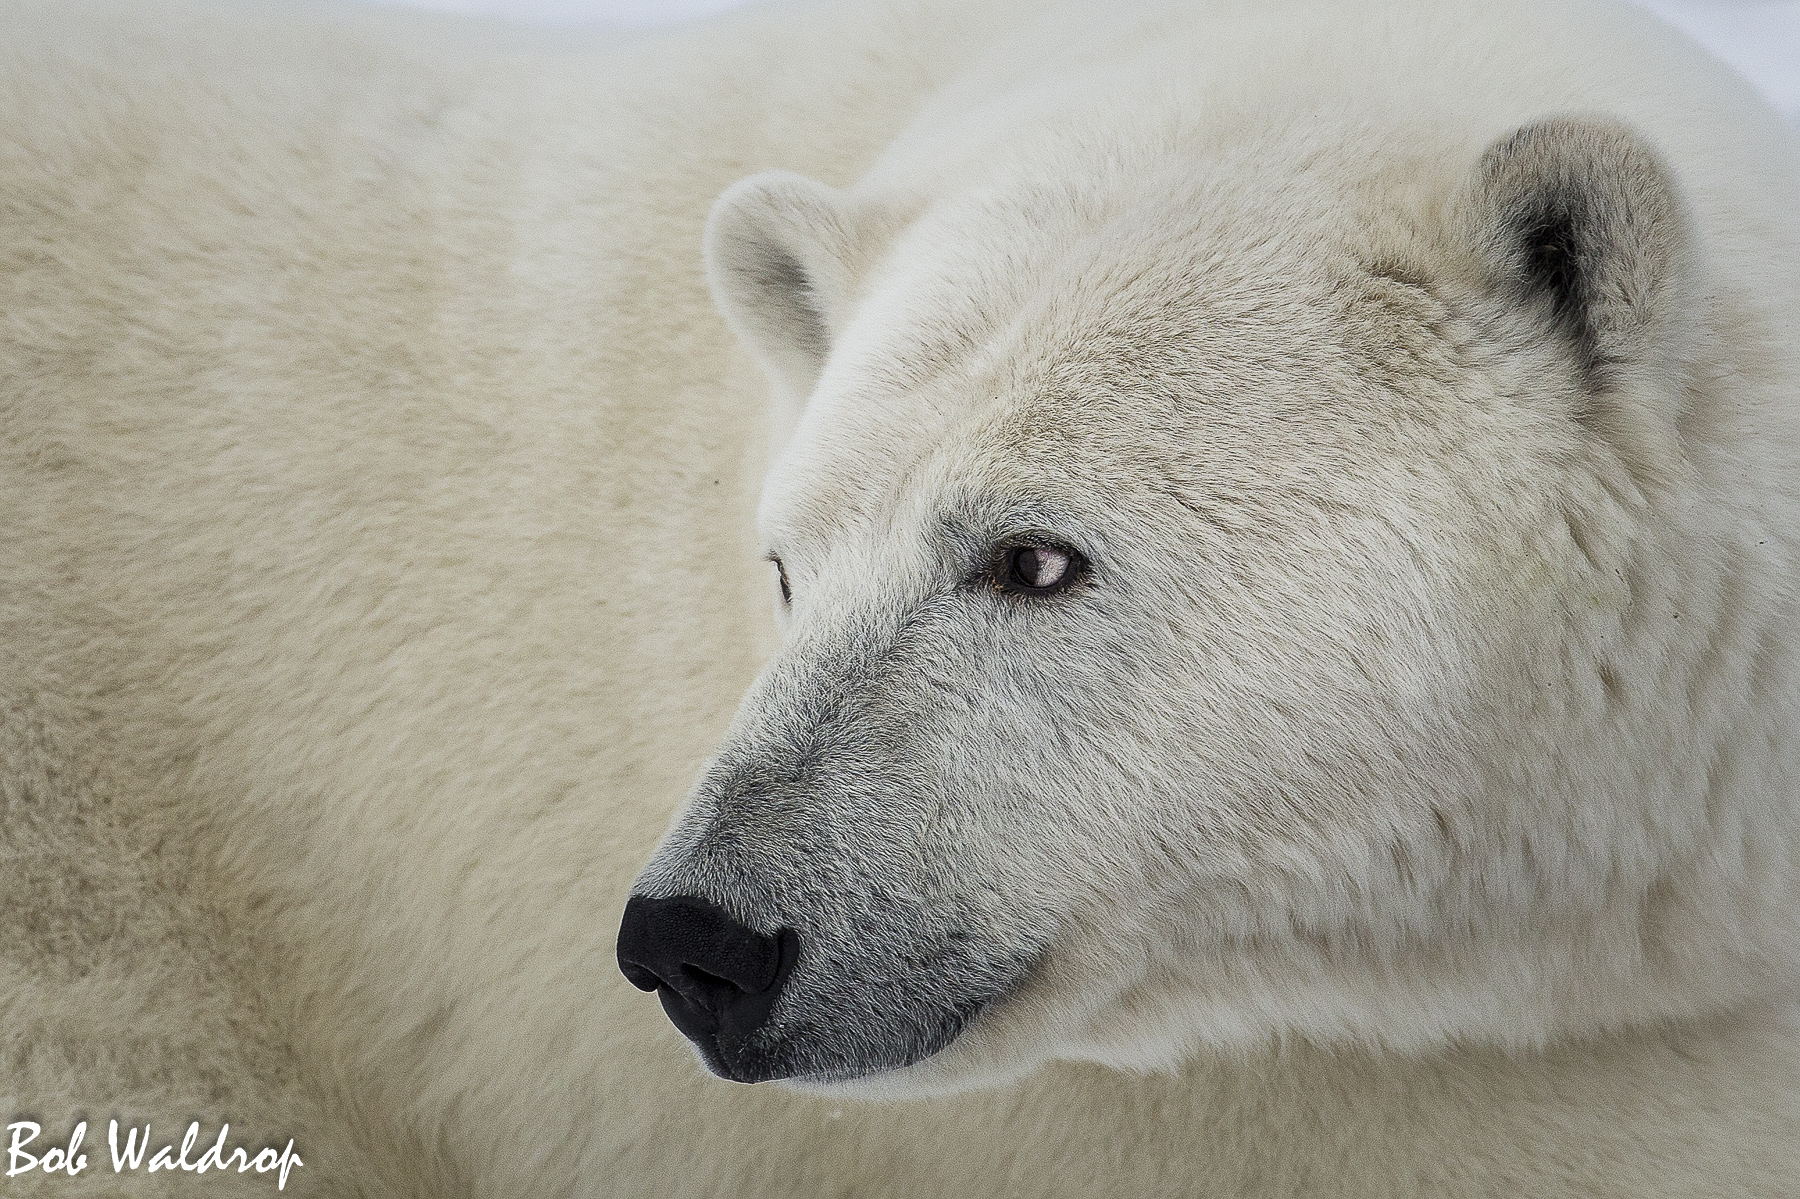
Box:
2, 0, 1797, 1194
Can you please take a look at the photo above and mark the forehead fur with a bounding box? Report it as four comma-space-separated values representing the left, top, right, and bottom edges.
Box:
762, 125, 1573, 563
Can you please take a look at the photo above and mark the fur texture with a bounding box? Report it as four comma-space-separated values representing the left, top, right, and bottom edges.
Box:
3, 0, 1798, 1194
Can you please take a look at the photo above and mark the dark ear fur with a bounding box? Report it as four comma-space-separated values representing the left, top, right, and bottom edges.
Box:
1464, 117, 1698, 397
704, 171, 861, 401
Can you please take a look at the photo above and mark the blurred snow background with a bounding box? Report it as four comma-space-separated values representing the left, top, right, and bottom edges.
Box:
367, 0, 1799, 125
1634, 0, 1799, 119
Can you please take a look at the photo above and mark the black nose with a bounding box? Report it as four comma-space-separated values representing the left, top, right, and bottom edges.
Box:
616, 894, 799, 1077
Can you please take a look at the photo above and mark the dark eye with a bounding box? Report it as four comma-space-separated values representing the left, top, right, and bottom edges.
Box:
771, 556, 792, 606
999, 544, 1080, 595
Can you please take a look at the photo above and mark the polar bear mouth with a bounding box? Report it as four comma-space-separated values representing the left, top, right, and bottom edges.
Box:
707, 988, 991, 1087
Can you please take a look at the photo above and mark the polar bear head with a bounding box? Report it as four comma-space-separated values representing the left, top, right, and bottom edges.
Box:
617, 112, 1800, 1095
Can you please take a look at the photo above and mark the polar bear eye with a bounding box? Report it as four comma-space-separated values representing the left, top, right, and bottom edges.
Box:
1000, 544, 1078, 595
769, 555, 791, 606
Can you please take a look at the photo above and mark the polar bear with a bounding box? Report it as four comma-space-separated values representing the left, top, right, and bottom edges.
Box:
3, 0, 1798, 1195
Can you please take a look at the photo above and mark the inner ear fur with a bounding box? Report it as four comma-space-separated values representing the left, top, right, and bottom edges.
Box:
704, 171, 863, 402
1461, 116, 1699, 403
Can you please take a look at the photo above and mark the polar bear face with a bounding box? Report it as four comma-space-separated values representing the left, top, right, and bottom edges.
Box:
619, 115, 1793, 1094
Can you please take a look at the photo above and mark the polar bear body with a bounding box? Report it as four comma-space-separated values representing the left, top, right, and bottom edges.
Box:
2, 0, 1798, 1195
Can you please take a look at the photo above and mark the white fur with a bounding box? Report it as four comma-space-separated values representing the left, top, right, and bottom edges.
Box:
2, 0, 1798, 1194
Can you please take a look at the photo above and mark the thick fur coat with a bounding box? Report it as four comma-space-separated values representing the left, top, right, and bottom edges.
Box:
2, 0, 1798, 1195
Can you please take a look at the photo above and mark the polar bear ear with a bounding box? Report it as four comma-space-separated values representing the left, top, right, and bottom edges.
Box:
1460, 117, 1698, 405
705, 171, 864, 401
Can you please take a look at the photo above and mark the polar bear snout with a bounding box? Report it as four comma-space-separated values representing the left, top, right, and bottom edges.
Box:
616, 895, 801, 1083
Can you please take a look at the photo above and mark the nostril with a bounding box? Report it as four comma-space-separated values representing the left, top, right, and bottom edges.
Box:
619, 957, 663, 994
676, 963, 742, 1003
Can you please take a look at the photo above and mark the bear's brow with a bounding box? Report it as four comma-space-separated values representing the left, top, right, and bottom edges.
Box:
927, 495, 1092, 563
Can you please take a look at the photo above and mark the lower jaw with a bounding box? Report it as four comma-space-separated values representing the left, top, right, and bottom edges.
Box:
700, 1013, 987, 1090
675, 975, 1026, 1088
